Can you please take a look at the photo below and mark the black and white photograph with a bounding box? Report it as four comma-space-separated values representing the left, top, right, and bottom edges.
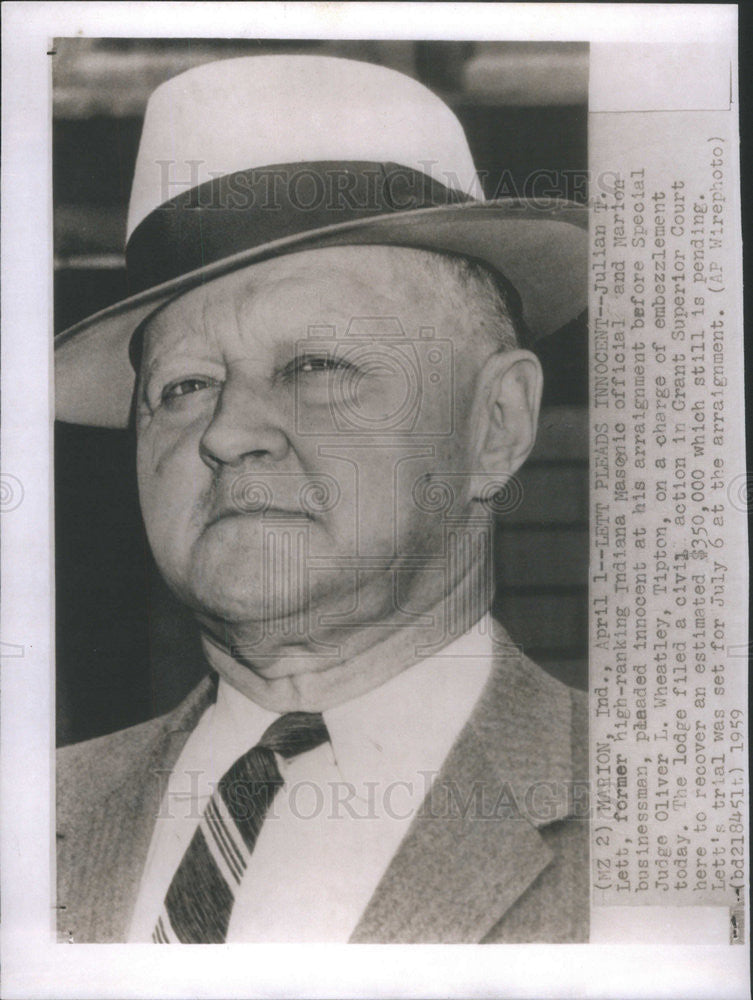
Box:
53, 35, 590, 946
0, 4, 747, 999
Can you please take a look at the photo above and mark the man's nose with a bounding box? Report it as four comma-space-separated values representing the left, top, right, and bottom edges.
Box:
199, 377, 290, 469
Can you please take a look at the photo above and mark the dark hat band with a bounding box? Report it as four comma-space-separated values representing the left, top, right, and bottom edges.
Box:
125, 161, 475, 294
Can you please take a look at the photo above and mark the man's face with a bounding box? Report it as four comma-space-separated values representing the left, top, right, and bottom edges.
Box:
136, 245, 495, 640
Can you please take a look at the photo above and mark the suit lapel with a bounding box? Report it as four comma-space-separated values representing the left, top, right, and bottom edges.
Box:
58, 676, 216, 942
350, 627, 576, 943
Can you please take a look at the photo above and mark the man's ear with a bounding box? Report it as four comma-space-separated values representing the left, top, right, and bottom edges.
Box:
467, 349, 543, 497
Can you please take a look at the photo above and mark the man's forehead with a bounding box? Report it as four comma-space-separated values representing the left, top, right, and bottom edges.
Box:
140, 244, 443, 358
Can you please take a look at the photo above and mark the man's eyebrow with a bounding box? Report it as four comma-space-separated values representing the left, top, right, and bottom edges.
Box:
141, 349, 224, 375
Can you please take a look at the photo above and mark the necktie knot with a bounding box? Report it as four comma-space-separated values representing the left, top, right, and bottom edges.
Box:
257, 711, 329, 760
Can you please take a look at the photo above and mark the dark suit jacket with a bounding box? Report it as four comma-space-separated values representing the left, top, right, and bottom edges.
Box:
57, 639, 589, 943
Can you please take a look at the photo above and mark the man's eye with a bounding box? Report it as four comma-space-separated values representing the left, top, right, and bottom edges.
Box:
292, 355, 354, 376
161, 376, 219, 403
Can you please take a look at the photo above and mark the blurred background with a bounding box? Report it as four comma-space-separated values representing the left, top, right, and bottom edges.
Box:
54, 38, 589, 746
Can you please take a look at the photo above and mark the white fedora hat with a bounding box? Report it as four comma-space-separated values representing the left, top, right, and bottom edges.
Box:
55, 54, 587, 428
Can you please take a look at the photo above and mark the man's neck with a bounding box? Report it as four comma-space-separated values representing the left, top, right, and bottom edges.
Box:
200, 564, 492, 713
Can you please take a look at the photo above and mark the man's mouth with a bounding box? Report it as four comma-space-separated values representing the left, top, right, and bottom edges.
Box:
203, 472, 340, 524
209, 502, 314, 523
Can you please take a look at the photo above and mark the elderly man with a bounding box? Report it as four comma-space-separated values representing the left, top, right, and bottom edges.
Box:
56, 55, 588, 943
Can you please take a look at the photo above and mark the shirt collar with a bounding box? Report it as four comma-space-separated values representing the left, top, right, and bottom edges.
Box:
322, 614, 494, 789
215, 615, 495, 790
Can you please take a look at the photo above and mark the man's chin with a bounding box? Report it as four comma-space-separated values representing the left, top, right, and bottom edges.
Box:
183, 574, 306, 625
179, 518, 321, 615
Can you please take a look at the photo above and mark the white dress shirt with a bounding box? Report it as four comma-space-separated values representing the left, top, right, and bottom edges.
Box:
129, 617, 494, 942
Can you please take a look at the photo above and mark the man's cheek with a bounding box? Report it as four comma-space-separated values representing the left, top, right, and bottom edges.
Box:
138, 415, 200, 473
136, 423, 173, 490
138, 449, 201, 544
139, 414, 204, 479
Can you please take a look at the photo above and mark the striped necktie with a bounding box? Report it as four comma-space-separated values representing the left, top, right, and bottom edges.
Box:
153, 711, 329, 943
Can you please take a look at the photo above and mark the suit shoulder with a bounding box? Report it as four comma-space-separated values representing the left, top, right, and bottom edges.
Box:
520, 658, 587, 767
57, 713, 169, 816
57, 675, 215, 818
57, 712, 167, 776
518, 649, 586, 713
567, 682, 588, 779
569, 682, 587, 716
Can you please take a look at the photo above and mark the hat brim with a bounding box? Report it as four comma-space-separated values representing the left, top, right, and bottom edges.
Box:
55, 199, 587, 427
